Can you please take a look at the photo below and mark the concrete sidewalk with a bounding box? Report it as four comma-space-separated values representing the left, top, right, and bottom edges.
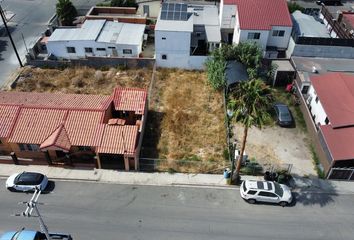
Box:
0, 164, 353, 194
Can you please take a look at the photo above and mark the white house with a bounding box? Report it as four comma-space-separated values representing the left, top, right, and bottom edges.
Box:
155, 2, 221, 69
303, 72, 354, 179
46, 20, 146, 59
219, 0, 293, 58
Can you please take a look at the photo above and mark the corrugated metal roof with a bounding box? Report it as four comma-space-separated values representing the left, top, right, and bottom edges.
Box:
97, 125, 138, 154
292, 11, 330, 38
48, 20, 106, 42
224, 0, 292, 30
113, 88, 147, 114
97, 21, 146, 45
0, 91, 111, 110
9, 108, 67, 144
40, 124, 71, 152
0, 105, 20, 138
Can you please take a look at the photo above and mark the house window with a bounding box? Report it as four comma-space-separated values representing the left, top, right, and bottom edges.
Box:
66, 47, 76, 53
315, 96, 319, 103
301, 85, 309, 94
108, 46, 116, 49
162, 54, 167, 60
272, 30, 285, 37
78, 146, 91, 152
231, 14, 236, 18
325, 117, 329, 125
247, 32, 260, 40
84, 47, 93, 53
162, 37, 166, 40
96, 48, 106, 51
18, 144, 39, 152
123, 49, 132, 54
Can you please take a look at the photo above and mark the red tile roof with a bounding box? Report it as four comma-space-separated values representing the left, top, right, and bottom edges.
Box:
224, 0, 292, 30
97, 125, 138, 154
40, 124, 71, 152
343, 12, 354, 28
0, 91, 111, 110
0, 105, 20, 138
311, 73, 354, 128
9, 108, 67, 144
0, 88, 147, 155
113, 88, 147, 114
320, 125, 354, 161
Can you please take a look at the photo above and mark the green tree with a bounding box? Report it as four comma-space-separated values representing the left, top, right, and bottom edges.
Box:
228, 79, 273, 183
111, 0, 138, 8
205, 48, 227, 91
288, 2, 304, 13
233, 42, 262, 79
56, 0, 77, 26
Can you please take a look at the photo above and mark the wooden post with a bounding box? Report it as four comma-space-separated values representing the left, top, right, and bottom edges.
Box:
44, 151, 52, 165
95, 155, 102, 169
10, 152, 19, 165
124, 154, 129, 171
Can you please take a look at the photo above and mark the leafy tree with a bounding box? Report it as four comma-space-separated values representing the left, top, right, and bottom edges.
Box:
111, 0, 138, 8
205, 48, 227, 91
56, 0, 77, 26
233, 42, 262, 78
228, 79, 273, 183
288, 2, 304, 13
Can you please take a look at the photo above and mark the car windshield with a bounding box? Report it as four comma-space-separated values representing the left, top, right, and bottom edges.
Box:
274, 182, 284, 197
15, 172, 44, 185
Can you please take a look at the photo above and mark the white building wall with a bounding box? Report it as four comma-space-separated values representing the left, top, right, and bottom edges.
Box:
46, 40, 141, 59
155, 30, 192, 68
308, 85, 329, 126
220, 4, 237, 29
267, 26, 292, 49
234, 29, 269, 50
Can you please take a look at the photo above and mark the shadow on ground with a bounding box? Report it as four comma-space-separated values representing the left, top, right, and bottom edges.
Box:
0, 39, 8, 61
289, 174, 337, 207
42, 181, 55, 194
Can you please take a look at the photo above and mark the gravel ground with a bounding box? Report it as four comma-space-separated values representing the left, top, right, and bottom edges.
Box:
234, 123, 317, 177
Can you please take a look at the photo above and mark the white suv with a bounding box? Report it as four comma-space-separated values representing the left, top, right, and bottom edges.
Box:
240, 180, 293, 207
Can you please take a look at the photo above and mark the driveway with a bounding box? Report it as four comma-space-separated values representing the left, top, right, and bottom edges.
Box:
234, 123, 316, 177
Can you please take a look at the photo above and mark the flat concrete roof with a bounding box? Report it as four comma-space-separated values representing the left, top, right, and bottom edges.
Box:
292, 10, 330, 38
272, 60, 295, 72
97, 21, 145, 45
291, 56, 354, 74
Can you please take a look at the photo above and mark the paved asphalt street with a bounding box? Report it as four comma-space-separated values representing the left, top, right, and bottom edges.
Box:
0, 180, 353, 240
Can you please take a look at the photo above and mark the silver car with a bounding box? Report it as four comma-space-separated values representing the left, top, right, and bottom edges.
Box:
240, 180, 293, 207
6, 172, 48, 192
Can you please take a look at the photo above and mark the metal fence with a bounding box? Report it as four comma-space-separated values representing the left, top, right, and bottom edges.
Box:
328, 168, 354, 180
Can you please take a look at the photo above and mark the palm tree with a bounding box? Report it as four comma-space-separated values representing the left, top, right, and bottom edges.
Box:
228, 79, 273, 183
56, 0, 77, 26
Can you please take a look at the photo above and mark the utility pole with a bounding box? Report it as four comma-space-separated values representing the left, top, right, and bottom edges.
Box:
17, 188, 52, 240
0, 3, 23, 67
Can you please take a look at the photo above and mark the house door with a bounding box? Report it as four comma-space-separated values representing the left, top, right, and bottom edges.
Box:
56, 150, 66, 158
108, 47, 117, 56
228, 33, 233, 44
143, 5, 150, 17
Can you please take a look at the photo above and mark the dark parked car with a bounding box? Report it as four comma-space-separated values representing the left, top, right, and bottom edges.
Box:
273, 103, 294, 127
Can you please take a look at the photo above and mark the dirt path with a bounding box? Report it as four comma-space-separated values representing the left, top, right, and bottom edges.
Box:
234, 123, 316, 177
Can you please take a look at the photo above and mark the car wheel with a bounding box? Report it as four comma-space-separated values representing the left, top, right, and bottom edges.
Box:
279, 201, 288, 207
248, 199, 256, 204
7, 187, 16, 192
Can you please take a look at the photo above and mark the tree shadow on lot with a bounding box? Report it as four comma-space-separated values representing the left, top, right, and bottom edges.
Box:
288, 174, 338, 207
140, 110, 164, 159
0, 39, 8, 61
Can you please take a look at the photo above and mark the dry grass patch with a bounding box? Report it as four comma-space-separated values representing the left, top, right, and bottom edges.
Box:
143, 69, 227, 173
15, 66, 152, 95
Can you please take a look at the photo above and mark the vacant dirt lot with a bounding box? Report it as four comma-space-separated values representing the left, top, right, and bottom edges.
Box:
14, 66, 152, 94
234, 121, 316, 177
142, 69, 227, 173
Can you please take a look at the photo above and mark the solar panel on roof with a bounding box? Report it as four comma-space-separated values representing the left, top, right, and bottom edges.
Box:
160, 2, 188, 21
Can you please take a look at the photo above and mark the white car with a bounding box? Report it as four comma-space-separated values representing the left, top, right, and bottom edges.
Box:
240, 180, 292, 207
6, 172, 48, 192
